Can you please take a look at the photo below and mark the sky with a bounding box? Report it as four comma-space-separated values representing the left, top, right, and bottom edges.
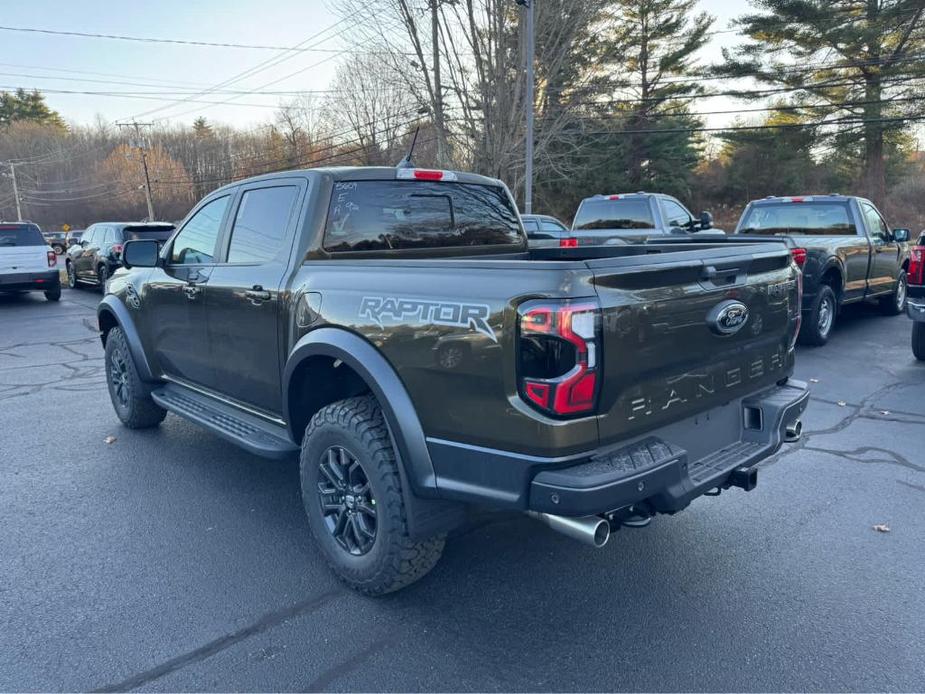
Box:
0, 0, 744, 130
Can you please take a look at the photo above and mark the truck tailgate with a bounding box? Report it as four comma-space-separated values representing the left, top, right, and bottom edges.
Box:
589, 246, 800, 447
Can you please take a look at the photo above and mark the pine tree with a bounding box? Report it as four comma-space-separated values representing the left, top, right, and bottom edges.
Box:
0, 89, 66, 129
718, 1, 925, 206
598, 0, 713, 189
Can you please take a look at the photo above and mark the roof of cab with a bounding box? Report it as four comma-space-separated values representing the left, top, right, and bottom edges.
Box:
208, 166, 505, 197
749, 194, 870, 206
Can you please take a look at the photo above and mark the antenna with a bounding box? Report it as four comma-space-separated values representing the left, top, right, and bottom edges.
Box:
396, 126, 420, 169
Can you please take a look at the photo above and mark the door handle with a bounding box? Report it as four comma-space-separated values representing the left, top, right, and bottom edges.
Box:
244, 286, 271, 303
183, 284, 201, 300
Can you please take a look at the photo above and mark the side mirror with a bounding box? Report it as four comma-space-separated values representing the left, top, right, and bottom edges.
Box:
892, 228, 910, 243
699, 211, 714, 230
122, 239, 160, 269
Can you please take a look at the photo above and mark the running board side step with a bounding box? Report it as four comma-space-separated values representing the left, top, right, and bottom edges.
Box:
151, 383, 299, 459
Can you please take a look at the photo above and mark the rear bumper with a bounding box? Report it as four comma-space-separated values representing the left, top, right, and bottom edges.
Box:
0, 270, 60, 291
427, 379, 809, 517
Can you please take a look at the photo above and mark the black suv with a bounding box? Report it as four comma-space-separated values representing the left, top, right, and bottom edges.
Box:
66, 222, 174, 291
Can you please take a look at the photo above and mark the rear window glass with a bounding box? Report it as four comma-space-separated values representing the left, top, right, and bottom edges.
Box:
573, 199, 655, 230
739, 203, 856, 236
0, 224, 45, 246
124, 225, 175, 242
323, 181, 523, 253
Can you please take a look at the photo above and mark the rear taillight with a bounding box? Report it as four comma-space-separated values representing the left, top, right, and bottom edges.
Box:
47, 251, 57, 267
909, 246, 924, 285
518, 300, 600, 417
112, 243, 124, 256
790, 247, 807, 268
559, 237, 578, 248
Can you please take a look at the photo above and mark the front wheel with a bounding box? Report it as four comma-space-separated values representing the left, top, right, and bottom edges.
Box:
913, 322, 925, 361
879, 270, 907, 316
105, 327, 167, 429
300, 396, 445, 595
66, 262, 77, 289
799, 285, 837, 346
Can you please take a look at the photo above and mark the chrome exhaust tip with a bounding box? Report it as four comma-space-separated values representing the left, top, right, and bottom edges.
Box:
784, 419, 803, 442
527, 511, 610, 548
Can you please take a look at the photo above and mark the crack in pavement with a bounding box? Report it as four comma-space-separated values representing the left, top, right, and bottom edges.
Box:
304, 637, 391, 692
93, 590, 344, 692
801, 445, 924, 474
896, 479, 925, 494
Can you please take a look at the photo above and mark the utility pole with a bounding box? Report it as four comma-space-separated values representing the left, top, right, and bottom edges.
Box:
8, 163, 22, 221
517, 0, 535, 214
118, 121, 156, 220
430, 0, 447, 167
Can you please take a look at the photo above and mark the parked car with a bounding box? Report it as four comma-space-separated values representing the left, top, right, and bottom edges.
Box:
66, 222, 175, 291
907, 231, 925, 360
521, 213, 569, 248
0, 221, 61, 301
562, 192, 716, 247
43, 230, 68, 255
97, 165, 807, 595
735, 195, 910, 345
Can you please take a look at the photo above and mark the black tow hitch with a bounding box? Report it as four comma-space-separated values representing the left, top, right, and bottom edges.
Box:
728, 466, 758, 492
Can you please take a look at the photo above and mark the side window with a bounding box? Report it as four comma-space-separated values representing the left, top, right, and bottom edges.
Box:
522, 219, 540, 236
84, 228, 98, 246
226, 186, 299, 264
662, 199, 693, 228
104, 227, 117, 244
861, 203, 889, 242
170, 195, 229, 265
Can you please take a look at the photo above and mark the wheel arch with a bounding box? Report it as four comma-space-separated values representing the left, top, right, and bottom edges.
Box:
819, 261, 845, 300
97, 296, 155, 381
285, 328, 464, 538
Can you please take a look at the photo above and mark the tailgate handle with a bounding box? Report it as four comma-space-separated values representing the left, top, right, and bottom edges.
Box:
701, 265, 741, 280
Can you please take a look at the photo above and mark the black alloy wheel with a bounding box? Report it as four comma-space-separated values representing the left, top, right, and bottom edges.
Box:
316, 445, 378, 556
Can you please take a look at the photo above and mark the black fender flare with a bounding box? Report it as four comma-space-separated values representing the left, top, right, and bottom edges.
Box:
97, 296, 156, 382
284, 327, 438, 497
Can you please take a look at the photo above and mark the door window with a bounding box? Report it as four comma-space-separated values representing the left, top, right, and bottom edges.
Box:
227, 185, 299, 264
522, 219, 539, 236
662, 199, 693, 228
861, 203, 889, 242
170, 195, 229, 265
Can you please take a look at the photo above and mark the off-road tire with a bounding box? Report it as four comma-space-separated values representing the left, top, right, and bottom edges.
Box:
300, 395, 445, 595
879, 270, 907, 316
913, 322, 925, 361
799, 284, 837, 346
104, 327, 167, 429
66, 261, 77, 289
44, 285, 61, 302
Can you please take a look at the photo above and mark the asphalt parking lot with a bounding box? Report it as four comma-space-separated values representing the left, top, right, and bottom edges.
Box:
2, 287, 924, 692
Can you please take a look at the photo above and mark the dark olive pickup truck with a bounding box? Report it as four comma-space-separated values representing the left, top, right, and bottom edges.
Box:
98, 166, 808, 594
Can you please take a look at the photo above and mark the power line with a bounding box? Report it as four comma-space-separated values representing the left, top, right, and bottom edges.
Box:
0, 24, 386, 53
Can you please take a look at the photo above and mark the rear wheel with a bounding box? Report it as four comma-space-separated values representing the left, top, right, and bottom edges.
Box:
44, 285, 61, 302
300, 395, 445, 595
105, 327, 167, 429
799, 285, 837, 346
66, 261, 77, 289
52, 244, 64, 255
913, 322, 925, 361
879, 270, 907, 315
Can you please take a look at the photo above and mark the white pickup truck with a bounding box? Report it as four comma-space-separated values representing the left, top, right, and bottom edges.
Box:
0, 222, 61, 301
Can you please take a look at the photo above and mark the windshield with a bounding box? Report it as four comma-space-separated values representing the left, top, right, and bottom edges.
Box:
124, 226, 175, 242
0, 224, 46, 247
573, 199, 654, 230
739, 202, 856, 236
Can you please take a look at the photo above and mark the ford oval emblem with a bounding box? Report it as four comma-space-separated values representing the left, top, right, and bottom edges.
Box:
707, 300, 749, 336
